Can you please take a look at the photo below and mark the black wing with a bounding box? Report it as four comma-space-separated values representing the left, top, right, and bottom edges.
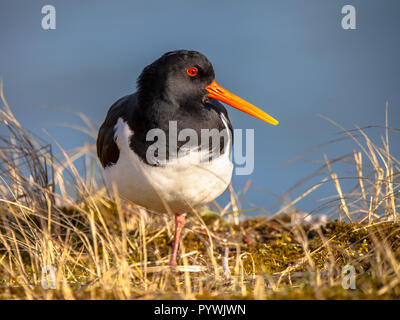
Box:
97, 95, 233, 168
96, 93, 138, 168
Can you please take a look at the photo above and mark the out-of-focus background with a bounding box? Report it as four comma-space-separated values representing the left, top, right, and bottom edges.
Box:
0, 0, 399, 214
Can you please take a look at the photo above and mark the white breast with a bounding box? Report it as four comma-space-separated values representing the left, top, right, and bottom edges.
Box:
104, 118, 233, 214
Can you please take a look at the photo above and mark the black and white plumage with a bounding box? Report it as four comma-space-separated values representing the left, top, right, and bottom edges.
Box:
97, 51, 233, 213
97, 50, 278, 265
97, 93, 234, 214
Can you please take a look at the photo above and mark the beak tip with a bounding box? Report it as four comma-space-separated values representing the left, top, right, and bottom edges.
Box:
265, 118, 279, 126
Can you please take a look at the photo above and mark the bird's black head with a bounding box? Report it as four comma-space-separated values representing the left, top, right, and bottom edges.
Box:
137, 50, 215, 108
136, 49, 279, 125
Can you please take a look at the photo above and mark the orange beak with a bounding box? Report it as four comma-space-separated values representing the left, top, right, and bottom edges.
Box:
206, 80, 279, 125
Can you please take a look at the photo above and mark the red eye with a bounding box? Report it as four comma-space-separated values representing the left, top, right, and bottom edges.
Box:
186, 67, 198, 76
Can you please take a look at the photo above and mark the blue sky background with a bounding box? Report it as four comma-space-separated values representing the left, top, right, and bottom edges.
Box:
0, 0, 399, 215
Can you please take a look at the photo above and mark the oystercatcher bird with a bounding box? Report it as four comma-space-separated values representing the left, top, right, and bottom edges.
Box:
97, 50, 278, 265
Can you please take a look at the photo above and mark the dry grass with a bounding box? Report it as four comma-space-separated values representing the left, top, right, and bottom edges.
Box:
0, 83, 399, 299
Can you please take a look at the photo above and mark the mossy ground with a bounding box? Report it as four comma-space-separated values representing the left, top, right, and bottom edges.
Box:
1, 206, 399, 300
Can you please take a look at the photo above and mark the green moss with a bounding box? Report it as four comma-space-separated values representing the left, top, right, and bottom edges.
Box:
243, 234, 304, 274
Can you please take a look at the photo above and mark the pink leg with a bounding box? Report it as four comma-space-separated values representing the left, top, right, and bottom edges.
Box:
169, 213, 186, 266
